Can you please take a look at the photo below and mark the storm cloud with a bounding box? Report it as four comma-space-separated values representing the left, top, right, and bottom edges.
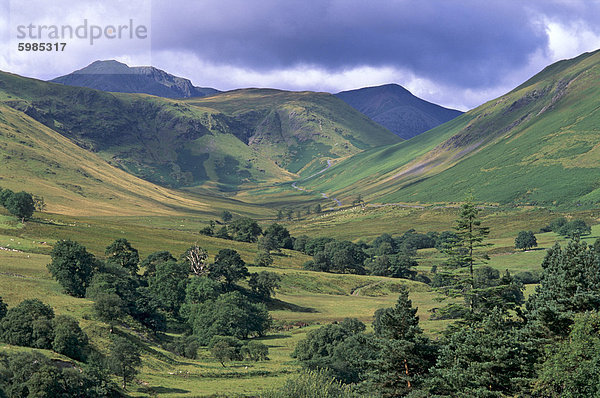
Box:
2, 0, 600, 110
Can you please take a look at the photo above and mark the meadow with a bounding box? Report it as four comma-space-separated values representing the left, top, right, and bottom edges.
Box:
0, 202, 597, 396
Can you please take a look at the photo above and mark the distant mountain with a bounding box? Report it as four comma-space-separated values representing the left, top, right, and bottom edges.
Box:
335, 84, 462, 139
303, 49, 600, 208
50, 60, 220, 98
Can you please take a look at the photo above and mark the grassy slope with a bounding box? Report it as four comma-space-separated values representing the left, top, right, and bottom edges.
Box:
0, 72, 400, 194
301, 50, 600, 208
183, 89, 400, 176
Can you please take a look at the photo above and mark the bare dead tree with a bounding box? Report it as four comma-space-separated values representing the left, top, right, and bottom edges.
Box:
187, 244, 209, 276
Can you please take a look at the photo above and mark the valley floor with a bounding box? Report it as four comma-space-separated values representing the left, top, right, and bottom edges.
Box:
0, 205, 597, 396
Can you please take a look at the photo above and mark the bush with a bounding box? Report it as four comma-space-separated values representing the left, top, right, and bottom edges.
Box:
243, 340, 269, 361
209, 335, 243, 366
260, 369, 356, 398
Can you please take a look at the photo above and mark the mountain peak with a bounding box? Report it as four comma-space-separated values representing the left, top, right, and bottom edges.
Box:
335, 84, 462, 139
51, 60, 219, 99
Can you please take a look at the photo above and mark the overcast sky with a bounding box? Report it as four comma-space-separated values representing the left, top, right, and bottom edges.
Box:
1, 0, 600, 110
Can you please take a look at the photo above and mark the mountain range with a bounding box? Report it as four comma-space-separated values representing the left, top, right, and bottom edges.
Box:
1, 50, 599, 213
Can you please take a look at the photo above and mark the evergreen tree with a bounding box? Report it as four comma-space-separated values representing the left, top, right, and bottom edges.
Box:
437, 195, 490, 315
534, 311, 600, 397
371, 287, 437, 396
526, 240, 600, 338
424, 309, 535, 397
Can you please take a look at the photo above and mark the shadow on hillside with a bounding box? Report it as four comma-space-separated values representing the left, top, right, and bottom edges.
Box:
267, 298, 317, 313
257, 333, 291, 341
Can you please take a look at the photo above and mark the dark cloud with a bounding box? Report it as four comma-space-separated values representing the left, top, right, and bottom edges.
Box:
151, 0, 561, 88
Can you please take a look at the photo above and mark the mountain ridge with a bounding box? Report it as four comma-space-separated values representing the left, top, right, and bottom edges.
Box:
51, 60, 220, 98
301, 49, 600, 208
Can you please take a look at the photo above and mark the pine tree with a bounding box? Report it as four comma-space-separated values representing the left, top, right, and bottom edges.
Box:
436, 194, 491, 316
371, 287, 437, 396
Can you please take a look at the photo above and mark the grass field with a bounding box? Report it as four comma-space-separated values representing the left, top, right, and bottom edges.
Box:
0, 202, 597, 396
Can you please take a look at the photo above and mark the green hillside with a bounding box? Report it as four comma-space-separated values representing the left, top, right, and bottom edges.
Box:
0, 101, 271, 218
0, 72, 399, 194
301, 49, 600, 208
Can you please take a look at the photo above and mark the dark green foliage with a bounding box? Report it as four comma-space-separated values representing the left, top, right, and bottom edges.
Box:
228, 217, 262, 242
105, 238, 140, 276
221, 210, 233, 223
108, 335, 142, 390
0, 297, 6, 320
47, 239, 97, 298
199, 221, 215, 236
184, 276, 223, 304
210, 249, 249, 288
309, 240, 367, 274
293, 318, 366, 378
249, 271, 281, 299
558, 219, 591, 238
469, 267, 524, 319
180, 276, 222, 319
293, 235, 310, 252
542, 217, 567, 232
437, 196, 491, 315
165, 335, 200, 359
214, 226, 231, 240
527, 240, 600, 338
303, 237, 335, 255
131, 286, 166, 332
371, 287, 437, 396
148, 260, 190, 315
515, 230, 538, 250
187, 291, 272, 344
0, 299, 54, 349
254, 250, 274, 267
140, 250, 177, 278
262, 223, 293, 250
424, 310, 535, 397
93, 294, 124, 332
434, 230, 460, 251
4, 191, 35, 222
52, 315, 88, 361
0, 351, 119, 398
514, 270, 542, 284
0, 189, 14, 207
368, 254, 418, 279
260, 369, 355, 398
242, 340, 270, 361
534, 312, 600, 397
209, 335, 243, 366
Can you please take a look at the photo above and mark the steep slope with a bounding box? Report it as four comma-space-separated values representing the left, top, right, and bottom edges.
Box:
305, 49, 600, 208
0, 102, 264, 217
335, 84, 462, 139
0, 71, 400, 193
183, 89, 400, 175
51, 60, 219, 98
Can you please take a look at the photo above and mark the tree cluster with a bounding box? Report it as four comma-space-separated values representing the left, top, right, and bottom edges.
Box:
291, 199, 600, 397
